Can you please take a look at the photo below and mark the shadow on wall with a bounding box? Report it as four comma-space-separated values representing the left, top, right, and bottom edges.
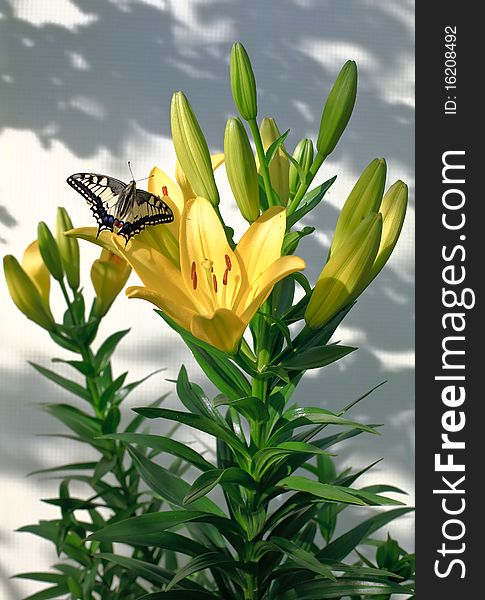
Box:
0, 0, 414, 595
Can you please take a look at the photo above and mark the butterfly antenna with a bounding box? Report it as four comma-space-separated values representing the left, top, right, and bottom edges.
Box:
135, 174, 154, 184
128, 160, 135, 181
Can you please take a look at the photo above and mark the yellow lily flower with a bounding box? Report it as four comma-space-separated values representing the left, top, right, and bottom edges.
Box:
66, 156, 224, 269
112, 196, 305, 354
22, 240, 51, 304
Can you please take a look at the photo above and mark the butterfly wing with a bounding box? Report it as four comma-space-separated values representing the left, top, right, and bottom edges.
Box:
67, 173, 174, 242
67, 173, 127, 232
117, 189, 174, 242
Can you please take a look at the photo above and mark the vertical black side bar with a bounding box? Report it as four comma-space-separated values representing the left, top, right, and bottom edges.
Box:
417, 4, 481, 597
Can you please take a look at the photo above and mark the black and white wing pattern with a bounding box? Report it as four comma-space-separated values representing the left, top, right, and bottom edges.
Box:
67, 173, 174, 242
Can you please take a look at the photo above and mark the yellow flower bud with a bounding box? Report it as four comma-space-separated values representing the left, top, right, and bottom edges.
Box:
316, 60, 357, 159
3, 255, 56, 331
37, 221, 64, 281
171, 91, 219, 206
305, 213, 382, 329
22, 240, 50, 304
224, 117, 260, 222
91, 249, 131, 318
55, 207, 80, 290
230, 42, 257, 121
330, 158, 386, 256
368, 180, 408, 283
289, 138, 314, 199
258, 117, 290, 205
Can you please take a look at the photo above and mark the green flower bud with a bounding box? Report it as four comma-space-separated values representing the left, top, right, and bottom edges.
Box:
258, 117, 290, 205
224, 117, 260, 222
305, 212, 382, 329
91, 249, 131, 318
3, 255, 56, 331
368, 180, 408, 283
316, 60, 357, 158
171, 91, 219, 206
22, 240, 50, 304
55, 207, 80, 290
289, 138, 314, 199
37, 221, 64, 281
330, 158, 387, 256
230, 42, 257, 121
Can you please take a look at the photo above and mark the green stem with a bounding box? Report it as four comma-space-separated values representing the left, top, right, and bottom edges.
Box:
248, 118, 275, 208
287, 152, 326, 215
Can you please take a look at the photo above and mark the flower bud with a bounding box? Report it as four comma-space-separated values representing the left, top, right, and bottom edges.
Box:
316, 60, 357, 159
37, 221, 64, 281
22, 240, 50, 304
330, 158, 386, 256
3, 255, 56, 331
289, 138, 314, 199
305, 213, 382, 329
174, 159, 196, 202
91, 249, 131, 318
258, 117, 290, 205
368, 180, 408, 283
224, 117, 260, 222
230, 42, 257, 121
55, 207, 80, 290
171, 91, 219, 206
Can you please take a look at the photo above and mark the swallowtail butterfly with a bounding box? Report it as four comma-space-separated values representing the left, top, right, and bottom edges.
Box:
67, 170, 174, 243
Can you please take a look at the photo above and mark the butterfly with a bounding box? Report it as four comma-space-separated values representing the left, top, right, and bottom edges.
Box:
67, 170, 174, 243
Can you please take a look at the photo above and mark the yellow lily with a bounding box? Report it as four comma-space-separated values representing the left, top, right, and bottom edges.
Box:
112, 196, 305, 354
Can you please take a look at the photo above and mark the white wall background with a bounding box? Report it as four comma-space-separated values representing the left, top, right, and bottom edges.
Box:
0, 1, 414, 597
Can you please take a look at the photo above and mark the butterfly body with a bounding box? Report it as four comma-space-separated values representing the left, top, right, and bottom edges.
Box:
67, 172, 174, 242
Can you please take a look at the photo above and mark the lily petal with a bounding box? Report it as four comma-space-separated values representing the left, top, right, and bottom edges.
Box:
66, 227, 124, 258
112, 236, 196, 313
190, 308, 246, 354
149, 166, 184, 214
238, 255, 306, 325
235, 206, 286, 285
180, 197, 241, 313
126, 286, 195, 332
211, 153, 225, 171
136, 225, 180, 268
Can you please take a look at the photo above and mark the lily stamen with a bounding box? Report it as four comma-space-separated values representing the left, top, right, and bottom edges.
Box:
225, 254, 232, 271
191, 261, 197, 289
213, 274, 218, 293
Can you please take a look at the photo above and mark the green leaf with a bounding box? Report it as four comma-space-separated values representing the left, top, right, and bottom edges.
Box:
41, 404, 109, 449
126, 445, 225, 515
166, 552, 245, 591
13, 572, 65, 584
139, 591, 220, 600
30, 362, 90, 401
269, 407, 378, 444
98, 371, 128, 409
51, 358, 95, 377
270, 537, 336, 581
132, 407, 250, 459
285, 577, 413, 599
125, 393, 169, 433
116, 368, 165, 403
317, 507, 414, 561
27, 462, 97, 477
94, 329, 130, 370
22, 585, 69, 600
183, 468, 257, 505
176, 366, 224, 424
279, 476, 367, 505
286, 176, 336, 229
282, 226, 315, 255
283, 345, 356, 370
97, 553, 205, 590
264, 128, 290, 167
90, 511, 239, 552
102, 432, 215, 472
213, 395, 270, 423
156, 310, 251, 399
253, 442, 333, 478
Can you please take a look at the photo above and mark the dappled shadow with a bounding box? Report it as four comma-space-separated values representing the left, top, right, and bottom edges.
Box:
1, 0, 414, 593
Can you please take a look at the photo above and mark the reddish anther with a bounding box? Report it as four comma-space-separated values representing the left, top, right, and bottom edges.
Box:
213, 274, 218, 293
225, 254, 232, 270
162, 186, 168, 196
223, 267, 229, 286
191, 261, 197, 289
